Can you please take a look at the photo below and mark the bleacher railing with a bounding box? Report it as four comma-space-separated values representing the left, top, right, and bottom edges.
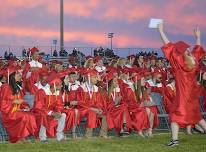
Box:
0, 45, 163, 58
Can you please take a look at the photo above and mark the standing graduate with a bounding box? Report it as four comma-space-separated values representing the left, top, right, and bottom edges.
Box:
158, 23, 206, 146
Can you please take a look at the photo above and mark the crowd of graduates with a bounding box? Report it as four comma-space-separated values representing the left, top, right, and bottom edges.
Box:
0, 23, 206, 147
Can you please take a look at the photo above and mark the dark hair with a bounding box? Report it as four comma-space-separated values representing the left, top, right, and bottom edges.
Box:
68, 72, 76, 76
198, 72, 206, 90
134, 80, 147, 102
9, 72, 21, 95
133, 56, 142, 67
61, 76, 68, 92
167, 77, 175, 85
0, 76, 3, 82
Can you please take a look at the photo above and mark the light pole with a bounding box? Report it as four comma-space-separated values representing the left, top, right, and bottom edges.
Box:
60, 0, 64, 51
108, 33, 114, 50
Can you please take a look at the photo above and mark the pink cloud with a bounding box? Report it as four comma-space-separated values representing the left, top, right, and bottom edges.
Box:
0, 25, 160, 48
0, 0, 206, 51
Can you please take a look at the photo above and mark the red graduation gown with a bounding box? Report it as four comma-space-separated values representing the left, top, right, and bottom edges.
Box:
162, 43, 203, 128
122, 86, 150, 131
163, 84, 176, 114
23, 62, 42, 94
0, 84, 37, 143
62, 86, 82, 131
32, 89, 64, 137
107, 90, 132, 132
78, 85, 114, 129
140, 90, 160, 128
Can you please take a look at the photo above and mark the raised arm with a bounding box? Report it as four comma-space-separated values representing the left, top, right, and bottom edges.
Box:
158, 23, 170, 45
194, 27, 201, 46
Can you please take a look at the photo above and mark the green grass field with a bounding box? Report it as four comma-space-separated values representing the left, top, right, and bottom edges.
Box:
0, 133, 206, 152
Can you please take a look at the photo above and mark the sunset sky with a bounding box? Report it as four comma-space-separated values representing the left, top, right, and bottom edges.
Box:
0, 0, 206, 56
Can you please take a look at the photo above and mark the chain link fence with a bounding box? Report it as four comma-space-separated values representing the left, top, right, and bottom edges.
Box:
0, 45, 163, 58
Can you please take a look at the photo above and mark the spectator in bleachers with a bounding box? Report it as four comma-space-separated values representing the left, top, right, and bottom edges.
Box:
53, 50, 58, 57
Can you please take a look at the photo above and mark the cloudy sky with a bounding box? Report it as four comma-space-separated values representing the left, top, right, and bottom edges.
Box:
0, 0, 206, 55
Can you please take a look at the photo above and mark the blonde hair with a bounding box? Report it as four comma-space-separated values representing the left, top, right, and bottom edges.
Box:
84, 58, 94, 68
184, 54, 195, 70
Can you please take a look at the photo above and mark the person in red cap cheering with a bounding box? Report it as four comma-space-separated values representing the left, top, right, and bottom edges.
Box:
158, 22, 206, 146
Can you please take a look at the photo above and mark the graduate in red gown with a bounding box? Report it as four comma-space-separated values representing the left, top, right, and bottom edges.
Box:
163, 78, 176, 114
119, 70, 150, 137
32, 73, 66, 142
158, 23, 206, 146
62, 71, 82, 138
23, 47, 43, 94
132, 71, 159, 137
106, 74, 132, 135
0, 66, 38, 143
79, 69, 114, 138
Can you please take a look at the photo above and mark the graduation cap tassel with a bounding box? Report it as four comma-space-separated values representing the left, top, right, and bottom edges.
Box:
28, 49, 32, 61
106, 78, 109, 91
7, 69, 10, 84
54, 82, 57, 98
88, 74, 91, 85
135, 77, 138, 89
199, 70, 202, 82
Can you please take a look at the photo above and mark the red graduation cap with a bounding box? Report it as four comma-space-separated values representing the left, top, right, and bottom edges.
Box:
84, 69, 98, 77
85, 56, 93, 60
0, 66, 21, 83
174, 41, 190, 54
7, 59, 18, 66
29, 47, 39, 56
119, 67, 132, 74
94, 56, 102, 63
127, 55, 136, 60
46, 73, 62, 85
39, 67, 49, 77
152, 69, 162, 77
106, 66, 118, 74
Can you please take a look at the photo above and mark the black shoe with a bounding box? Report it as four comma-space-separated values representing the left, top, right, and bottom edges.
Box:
167, 140, 179, 147
193, 128, 205, 134
123, 124, 130, 134
120, 130, 130, 137
41, 140, 49, 143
